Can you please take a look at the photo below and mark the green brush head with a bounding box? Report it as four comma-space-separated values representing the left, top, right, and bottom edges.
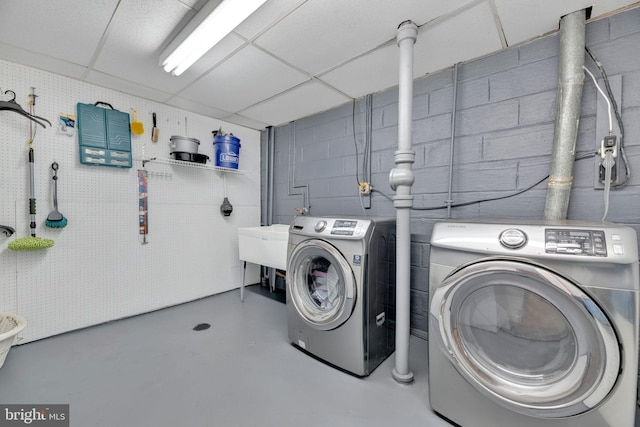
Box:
8, 236, 55, 251
46, 217, 67, 228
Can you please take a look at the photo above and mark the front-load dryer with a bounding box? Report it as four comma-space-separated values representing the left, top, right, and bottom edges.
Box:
428, 220, 639, 427
286, 216, 395, 376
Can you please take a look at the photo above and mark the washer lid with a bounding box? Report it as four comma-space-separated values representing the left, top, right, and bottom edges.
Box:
430, 258, 621, 418
287, 239, 356, 330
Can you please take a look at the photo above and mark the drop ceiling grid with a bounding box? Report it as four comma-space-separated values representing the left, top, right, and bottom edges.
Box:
84, 70, 175, 105
494, 0, 593, 46
0, 0, 119, 66
233, 0, 308, 40
91, 0, 196, 94
218, 113, 267, 130
319, 41, 399, 99
165, 97, 234, 122
180, 44, 310, 112
413, 1, 504, 78
240, 80, 351, 126
1, 0, 638, 130
3, 44, 90, 82
253, 0, 479, 76
177, 33, 248, 83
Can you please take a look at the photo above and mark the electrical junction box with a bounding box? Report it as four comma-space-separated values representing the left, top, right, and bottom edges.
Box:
593, 74, 622, 189
77, 103, 132, 168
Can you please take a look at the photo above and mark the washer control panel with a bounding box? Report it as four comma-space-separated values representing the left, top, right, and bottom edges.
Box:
545, 229, 607, 256
330, 220, 360, 236
291, 217, 379, 239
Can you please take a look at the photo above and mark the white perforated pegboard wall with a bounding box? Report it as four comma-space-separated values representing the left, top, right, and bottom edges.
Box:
0, 59, 260, 343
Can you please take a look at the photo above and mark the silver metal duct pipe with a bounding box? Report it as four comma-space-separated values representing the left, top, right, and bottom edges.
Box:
544, 9, 586, 220
389, 20, 417, 384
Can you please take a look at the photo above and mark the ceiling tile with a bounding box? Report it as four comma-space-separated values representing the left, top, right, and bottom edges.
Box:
85, 70, 174, 104
219, 114, 269, 130
591, 0, 640, 16
1, 0, 637, 129
92, 0, 245, 95
254, 0, 476, 75
0, 42, 88, 80
233, 0, 308, 40
0, 0, 119, 66
179, 0, 203, 9
494, 0, 594, 46
319, 42, 399, 99
179, 45, 310, 112
413, 1, 504, 76
239, 81, 351, 126
495, 0, 640, 47
166, 96, 233, 119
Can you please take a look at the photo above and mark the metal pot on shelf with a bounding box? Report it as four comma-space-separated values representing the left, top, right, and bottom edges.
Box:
169, 135, 200, 153
169, 135, 208, 164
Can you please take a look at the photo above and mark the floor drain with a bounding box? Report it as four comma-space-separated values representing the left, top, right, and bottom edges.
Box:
193, 323, 211, 331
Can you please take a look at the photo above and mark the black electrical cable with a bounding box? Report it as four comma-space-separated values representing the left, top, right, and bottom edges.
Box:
372, 153, 596, 211
352, 99, 361, 186
372, 188, 394, 202
409, 174, 550, 211
585, 45, 630, 186
363, 96, 369, 184
364, 94, 372, 184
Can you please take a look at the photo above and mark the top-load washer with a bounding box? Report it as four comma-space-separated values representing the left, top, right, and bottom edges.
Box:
286, 216, 395, 376
428, 219, 639, 427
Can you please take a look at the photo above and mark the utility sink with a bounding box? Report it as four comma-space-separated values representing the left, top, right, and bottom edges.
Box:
238, 224, 289, 270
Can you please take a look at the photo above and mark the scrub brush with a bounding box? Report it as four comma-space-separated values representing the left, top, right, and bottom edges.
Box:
9, 147, 54, 251
46, 162, 67, 228
130, 109, 144, 135
9, 236, 54, 251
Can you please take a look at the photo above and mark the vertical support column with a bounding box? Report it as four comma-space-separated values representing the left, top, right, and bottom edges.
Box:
389, 20, 418, 384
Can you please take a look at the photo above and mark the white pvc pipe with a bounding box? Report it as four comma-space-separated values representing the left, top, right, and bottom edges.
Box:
389, 20, 417, 384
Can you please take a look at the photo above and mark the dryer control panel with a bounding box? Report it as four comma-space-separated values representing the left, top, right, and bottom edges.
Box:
545, 229, 607, 256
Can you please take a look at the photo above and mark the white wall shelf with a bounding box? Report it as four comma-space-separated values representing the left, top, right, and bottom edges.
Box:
134, 156, 245, 174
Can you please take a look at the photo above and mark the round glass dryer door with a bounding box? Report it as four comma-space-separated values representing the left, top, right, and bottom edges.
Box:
430, 259, 620, 418
287, 239, 356, 330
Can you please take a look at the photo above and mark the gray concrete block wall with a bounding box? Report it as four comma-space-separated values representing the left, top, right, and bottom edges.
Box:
266, 7, 640, 338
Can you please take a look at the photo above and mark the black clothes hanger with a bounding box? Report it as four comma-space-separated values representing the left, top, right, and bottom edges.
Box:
0, 225, 15, 237
0, 90, 52, 128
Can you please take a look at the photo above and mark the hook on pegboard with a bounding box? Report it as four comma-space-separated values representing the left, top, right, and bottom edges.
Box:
29, 87, 38, 106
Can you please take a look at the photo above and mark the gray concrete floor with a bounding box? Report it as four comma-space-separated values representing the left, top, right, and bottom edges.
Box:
0, 288, 452, 427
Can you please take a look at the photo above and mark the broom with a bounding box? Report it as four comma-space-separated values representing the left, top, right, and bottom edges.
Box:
9, 147, 54, 250
46, 162, 67, 228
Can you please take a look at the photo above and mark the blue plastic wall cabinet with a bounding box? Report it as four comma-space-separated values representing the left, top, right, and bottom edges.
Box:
77, 103, 132, 168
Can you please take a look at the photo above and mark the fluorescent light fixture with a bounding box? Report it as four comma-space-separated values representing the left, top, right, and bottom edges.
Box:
160, 0, 268, 76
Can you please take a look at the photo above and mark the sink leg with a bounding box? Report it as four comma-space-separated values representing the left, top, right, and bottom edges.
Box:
269, 267, 276, 293
241, 261, 246, 302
